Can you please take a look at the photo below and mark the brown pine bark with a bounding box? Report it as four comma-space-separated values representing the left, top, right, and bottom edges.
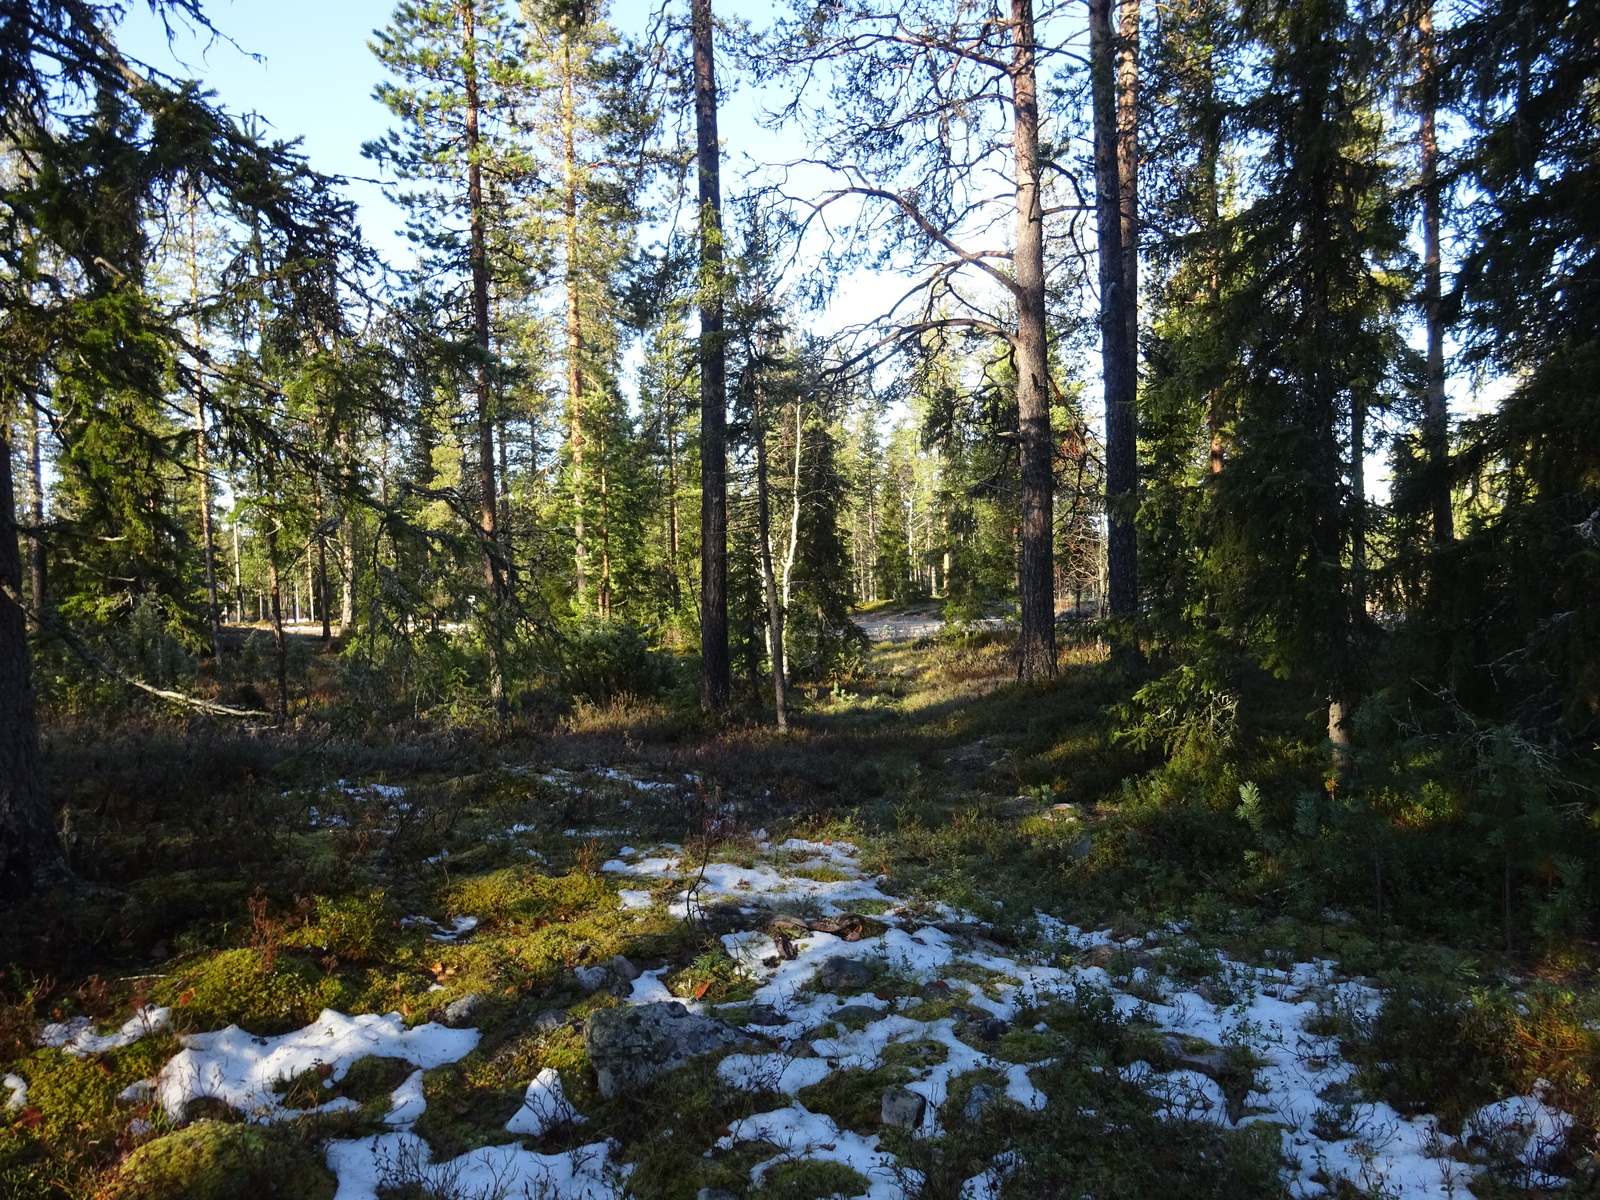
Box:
1092, 0, 1140, 635
462, 0, 507, 714
693, 0, 730, 711
1011, 0, 1056, 680
563, 38, 588, 606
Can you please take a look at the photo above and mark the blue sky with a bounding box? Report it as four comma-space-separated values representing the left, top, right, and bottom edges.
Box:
116, 0, 781, 271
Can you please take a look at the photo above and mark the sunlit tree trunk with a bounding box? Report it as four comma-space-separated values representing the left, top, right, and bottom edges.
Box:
693, 0, 730, 710
753, 348, 789, 731
462, 0, 507, 714
563, 38, 588, 607
1010, 0, 1056, 679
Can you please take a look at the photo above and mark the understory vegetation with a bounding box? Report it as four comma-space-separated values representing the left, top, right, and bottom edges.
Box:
4, 624, 1600, 1198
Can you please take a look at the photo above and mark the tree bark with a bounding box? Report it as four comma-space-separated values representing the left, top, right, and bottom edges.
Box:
1419, 0, 1451, 543
187, 192, 223, 659
782, 400, 803, 637
752, 345, 789, 732
25, 401, 45, 624
0, 423, 65, 896
693, 0, 730, 711
1092, 0, 1139, 637
462, 0, 507, 714
265, 521, 289, 722
1010, 0, 1056, 679
563, 37, 588, 606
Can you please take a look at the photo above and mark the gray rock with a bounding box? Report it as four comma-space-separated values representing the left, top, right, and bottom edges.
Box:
1071, 834, 1095, 860
816, 956, 871, 993
973, 1017, 1010, 1041
881, 1085, 926, 1130
962, 1083, 1002, 1123
532, 1009, 570, 1033
575, 964, 608, 992
744, 1004, 787, 1027
442, 993, 484, 1025
1162, 1034, 1227, 1076
610, 954, 641, 982
697, 1190, 742, 1200
585, 1002, 745, 1098
830, 1004, 882, 1030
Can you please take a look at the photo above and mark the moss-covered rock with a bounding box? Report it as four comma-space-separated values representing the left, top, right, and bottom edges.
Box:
104, 1121, 336, 1200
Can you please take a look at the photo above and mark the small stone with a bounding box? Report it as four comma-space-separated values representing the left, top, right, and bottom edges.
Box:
575, 965, 608, 992
830, 1004, 882, 1030
816, 956, 871, 993
1071, 834, 1094, 860
610, 954, 640, 982
532, 1009, 570, 1033
745, 1004, 786, 1027
1162, 1034, 1227, 1076
697, 1189, 742, 1200
974, 1017, 1010, 1041
962, 1083, 1002, 1123
922, 980, 954, 1002
442, 993, 484, 1026
881, 1086, 926, 1130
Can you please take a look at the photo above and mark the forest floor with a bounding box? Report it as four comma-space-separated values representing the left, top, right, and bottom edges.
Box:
1, 618, 1594, 1199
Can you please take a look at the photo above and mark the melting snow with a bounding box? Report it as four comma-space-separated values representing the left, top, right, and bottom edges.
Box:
506, 1067, 586, 1136
325, 1134, 627, 1200
136, 1009, 478, 1121
3, 1073, 26, 1111
38, 1005, 170, 1056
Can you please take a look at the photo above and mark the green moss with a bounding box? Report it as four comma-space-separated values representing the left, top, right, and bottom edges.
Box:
157, 948, 352, 1034
284, 891, 395, 963
796, 1064, 914, 1133
104, 1121, 335, 1200
754, 1159, 871, 1198
409, 1061, 523, 1159
442, 870, 618, 926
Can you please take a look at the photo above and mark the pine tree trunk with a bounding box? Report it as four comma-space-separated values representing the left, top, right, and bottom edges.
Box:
1010, 0, 1056, 679
693, 0, 730, 711
1419, 0, 1452, 543
0, 423, 65, 895
340, 511, 355, 632
463, 0, 507, 715
753, 354, 789, 732
1092, 0, 1140, 641
667, 424, 681, 610
188, 194, 223, 659
266, 522, 289, 722
25, 402, 45, 625
563, 39, 587, 606
782, 401, 803, 651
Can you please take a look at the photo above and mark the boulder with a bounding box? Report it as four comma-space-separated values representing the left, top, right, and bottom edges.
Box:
881, 1086, 926, 1130
610, 955, 641, 982
816, 956, 871, 993
585, 1002, 744, 1098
